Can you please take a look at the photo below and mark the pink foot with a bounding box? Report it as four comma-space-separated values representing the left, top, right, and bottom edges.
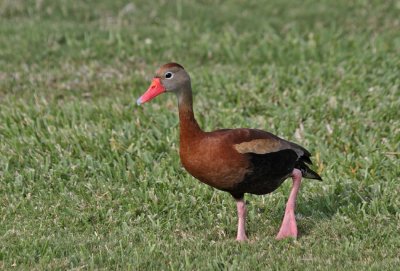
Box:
235, 198, 248, 242
236, 235, 248, 242
276, 169, 302, 240
276, 211, 297, 240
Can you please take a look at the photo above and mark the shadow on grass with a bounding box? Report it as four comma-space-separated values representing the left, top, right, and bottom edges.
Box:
296, 189, 347, 238
258, 189, 345, 240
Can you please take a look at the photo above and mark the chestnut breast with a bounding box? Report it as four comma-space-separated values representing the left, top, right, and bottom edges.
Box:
179, 130, 250, 191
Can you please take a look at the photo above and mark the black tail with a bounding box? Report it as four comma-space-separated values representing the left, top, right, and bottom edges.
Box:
295, 160, 322, 181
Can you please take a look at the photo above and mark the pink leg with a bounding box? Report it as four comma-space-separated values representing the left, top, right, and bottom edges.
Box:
236, 198, 248, 241
276, 169, 302, 240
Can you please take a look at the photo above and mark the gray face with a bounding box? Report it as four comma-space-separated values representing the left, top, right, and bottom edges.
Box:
156, 66, 191, 93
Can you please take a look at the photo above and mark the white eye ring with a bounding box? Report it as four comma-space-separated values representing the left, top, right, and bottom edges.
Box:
165, 72, 173, 79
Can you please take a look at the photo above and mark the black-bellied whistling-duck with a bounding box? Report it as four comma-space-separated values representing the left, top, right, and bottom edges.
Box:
137, 63, 322, 241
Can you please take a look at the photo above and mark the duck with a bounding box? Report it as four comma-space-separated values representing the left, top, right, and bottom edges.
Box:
137, 63, 322, 241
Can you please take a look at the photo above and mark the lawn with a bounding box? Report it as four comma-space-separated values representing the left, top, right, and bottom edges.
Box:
0, 0, 399, 269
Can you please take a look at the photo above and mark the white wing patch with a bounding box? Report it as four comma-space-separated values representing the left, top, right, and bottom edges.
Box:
234, 139, 284, 154
234, 138, 304, 157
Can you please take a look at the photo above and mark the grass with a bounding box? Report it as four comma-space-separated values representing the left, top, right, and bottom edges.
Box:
0, 0, 399, 269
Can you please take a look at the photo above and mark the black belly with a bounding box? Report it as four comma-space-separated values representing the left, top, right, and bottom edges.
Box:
228, 149, 298, 199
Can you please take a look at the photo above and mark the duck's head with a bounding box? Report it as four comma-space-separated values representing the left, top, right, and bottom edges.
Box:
137, 63, 191, 105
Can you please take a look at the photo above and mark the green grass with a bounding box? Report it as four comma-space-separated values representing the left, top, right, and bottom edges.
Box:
1, 0, 399, 269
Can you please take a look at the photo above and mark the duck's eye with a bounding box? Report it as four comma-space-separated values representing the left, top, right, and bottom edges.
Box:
165, 72, 173, 79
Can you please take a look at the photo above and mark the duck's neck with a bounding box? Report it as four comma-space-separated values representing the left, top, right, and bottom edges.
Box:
177, 88, 203, 140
